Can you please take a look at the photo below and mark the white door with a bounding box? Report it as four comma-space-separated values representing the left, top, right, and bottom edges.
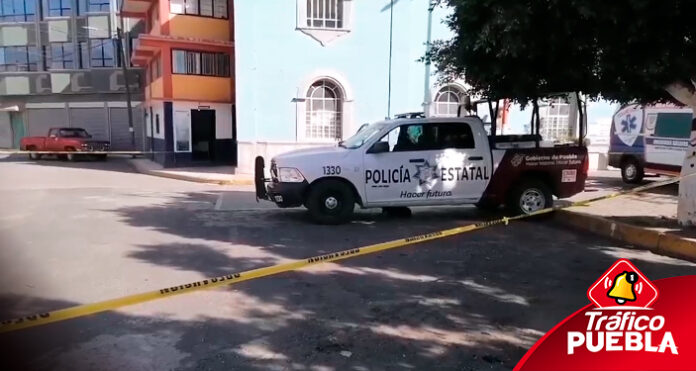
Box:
431, 121, 491, 201
362, 122, 450, 205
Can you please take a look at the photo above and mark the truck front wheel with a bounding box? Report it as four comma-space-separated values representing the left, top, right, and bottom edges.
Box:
306, 180, 355, 225
27, 147, 41, 160
507, 179, 553, 216
621, 158, 644, 184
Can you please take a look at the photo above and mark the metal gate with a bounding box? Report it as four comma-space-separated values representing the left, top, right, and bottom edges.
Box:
109, 107, 144, 151
27, 108, 66, 136
69, 108, 109, 141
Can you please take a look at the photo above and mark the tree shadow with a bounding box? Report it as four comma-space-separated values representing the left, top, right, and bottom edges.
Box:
3, 191, 696, 370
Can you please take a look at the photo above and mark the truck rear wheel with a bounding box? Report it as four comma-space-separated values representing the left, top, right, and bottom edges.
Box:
306, 180, 355, 225
507, 179, 553, 216
621, 158, 644, 184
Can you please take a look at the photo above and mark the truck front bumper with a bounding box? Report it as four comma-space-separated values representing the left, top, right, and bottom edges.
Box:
266, 181, 309, 208
255, 155, 308, 208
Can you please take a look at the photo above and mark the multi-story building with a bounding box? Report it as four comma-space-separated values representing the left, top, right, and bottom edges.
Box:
0, 0, 144, 150
121, 0, 235, 166
234, 1, 457, 172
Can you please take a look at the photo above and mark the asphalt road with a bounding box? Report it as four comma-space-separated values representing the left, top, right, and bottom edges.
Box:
0, 156, 694, 371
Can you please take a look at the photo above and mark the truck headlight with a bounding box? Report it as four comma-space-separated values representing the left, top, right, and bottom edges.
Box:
278, 167, 305, 183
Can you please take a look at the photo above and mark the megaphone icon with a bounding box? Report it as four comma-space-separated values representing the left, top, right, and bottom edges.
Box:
607, 271, 638, 305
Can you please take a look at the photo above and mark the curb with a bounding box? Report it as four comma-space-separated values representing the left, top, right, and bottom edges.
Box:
554, 210, 696, 262
127, 160, 254, 186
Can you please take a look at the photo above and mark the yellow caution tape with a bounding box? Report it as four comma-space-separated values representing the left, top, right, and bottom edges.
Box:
0, 173, 685, 334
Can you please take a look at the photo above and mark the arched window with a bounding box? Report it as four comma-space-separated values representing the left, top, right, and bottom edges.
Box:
434, 86, 464, 117
306, 79, 343, 140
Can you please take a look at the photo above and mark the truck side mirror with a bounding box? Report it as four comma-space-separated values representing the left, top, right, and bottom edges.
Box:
367, 141, 389, 154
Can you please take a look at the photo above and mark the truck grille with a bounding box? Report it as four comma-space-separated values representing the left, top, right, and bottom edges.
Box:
81, 143, 109, 152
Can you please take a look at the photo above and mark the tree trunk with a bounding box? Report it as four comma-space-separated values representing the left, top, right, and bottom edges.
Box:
665, 82, 696, 226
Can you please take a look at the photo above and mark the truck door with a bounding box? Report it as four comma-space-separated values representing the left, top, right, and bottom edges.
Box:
46, 129, 61, 151
364, 123, 443, 204
430, 121, 492, 202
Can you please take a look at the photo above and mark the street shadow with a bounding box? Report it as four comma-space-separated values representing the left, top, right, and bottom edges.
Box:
4, 188, 696, 370
2, 220, 695, 370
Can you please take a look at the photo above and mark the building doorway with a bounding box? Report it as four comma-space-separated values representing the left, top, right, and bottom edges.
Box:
191, 109, 216, 161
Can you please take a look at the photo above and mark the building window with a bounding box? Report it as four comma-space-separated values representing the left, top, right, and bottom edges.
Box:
434, 86, 464, 117
78, 0, 110, 13
155, 114, 160, 134
172, 49, 229, 77
0, 46, 39, 71
90, 38, 115, 68
174, 112, 191, 152
170, 0, 228, 19
44, 42, 74, 70
42, 0, 71, 17
306, 79, 343, 140
0, 0, 36, 22
306, 0, 343, 28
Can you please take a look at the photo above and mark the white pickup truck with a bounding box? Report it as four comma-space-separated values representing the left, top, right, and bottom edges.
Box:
256, 116, 588, 224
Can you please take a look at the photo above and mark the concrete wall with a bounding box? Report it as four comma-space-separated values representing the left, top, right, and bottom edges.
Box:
235, 1, 453, 144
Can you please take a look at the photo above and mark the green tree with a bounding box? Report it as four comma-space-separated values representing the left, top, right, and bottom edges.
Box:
429, 0, 696, 224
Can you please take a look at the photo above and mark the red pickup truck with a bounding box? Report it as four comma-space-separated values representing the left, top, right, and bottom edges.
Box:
20, 127, 110, 161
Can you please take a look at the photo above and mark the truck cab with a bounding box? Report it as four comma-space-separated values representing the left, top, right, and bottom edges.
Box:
256, 116, 588, 224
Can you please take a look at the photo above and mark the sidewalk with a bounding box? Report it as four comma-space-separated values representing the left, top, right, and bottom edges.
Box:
555, 170, 696, 261
128, 158, 253, 186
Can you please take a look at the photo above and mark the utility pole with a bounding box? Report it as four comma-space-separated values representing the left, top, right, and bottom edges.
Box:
116, 25, 135, 147
423, 1, 434, 116
387, 0, 394, 119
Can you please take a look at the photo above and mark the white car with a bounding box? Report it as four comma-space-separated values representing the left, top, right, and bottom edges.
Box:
256, 116, 588, 224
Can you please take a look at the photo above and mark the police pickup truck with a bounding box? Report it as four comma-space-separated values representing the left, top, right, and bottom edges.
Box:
255, 116, 588, 224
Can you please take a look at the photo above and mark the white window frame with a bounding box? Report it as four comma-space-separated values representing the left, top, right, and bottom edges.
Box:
433, 86, 464, 117
173, 110, 192, 152
295, 72, 354, 143
305, 79, 343, 141
296, 0, 353, 46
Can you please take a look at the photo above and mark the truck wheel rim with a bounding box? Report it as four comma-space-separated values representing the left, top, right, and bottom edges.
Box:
520, 188, 545, 214
324, 196, 339, 210
625, 164, 636, 179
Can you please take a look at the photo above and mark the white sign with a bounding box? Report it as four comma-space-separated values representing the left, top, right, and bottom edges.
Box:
562, 169, 577, 183
614, 106, 643, 147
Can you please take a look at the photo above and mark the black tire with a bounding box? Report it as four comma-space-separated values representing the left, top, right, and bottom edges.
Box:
621, 158, 644, 184
306, 179, 355, 224
506, 179, 553, 216
65, 148, 78, 162
27, 147, 41, 161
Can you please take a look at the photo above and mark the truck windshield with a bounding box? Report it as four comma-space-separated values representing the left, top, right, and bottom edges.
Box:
340, 123, 387, 149
59, 129, 90, 138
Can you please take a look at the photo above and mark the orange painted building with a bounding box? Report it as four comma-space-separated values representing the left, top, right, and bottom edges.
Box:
121, 0, 236, 166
